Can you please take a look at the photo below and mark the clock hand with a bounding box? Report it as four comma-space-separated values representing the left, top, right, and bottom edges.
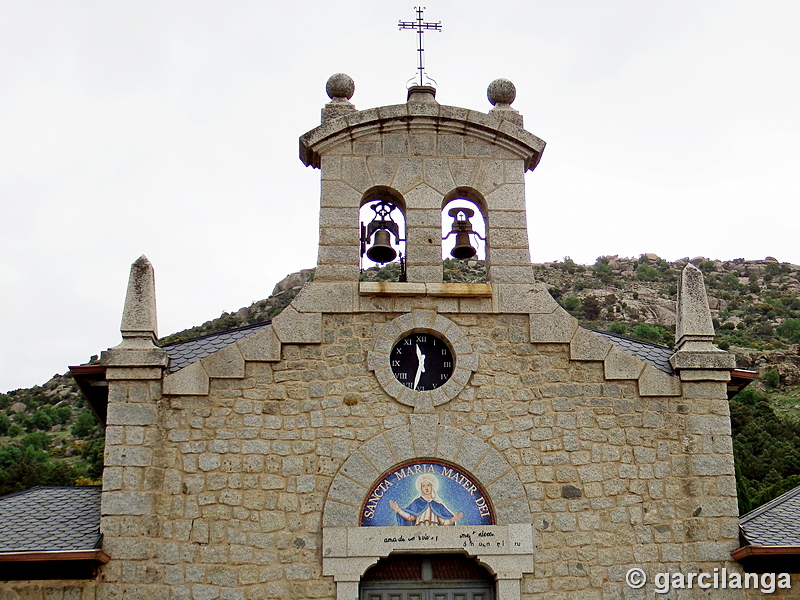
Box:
413, 344, 426, 390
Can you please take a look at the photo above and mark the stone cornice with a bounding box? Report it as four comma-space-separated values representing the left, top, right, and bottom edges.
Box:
299, 104, 546, 172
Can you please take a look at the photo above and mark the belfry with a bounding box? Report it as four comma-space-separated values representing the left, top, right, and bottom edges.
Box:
3, 62, 777, 599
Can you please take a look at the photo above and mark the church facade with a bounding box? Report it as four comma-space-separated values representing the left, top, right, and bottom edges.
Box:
2, 74, 791, 600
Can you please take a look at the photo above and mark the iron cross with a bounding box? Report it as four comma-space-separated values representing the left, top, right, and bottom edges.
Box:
398, 7, 442, 87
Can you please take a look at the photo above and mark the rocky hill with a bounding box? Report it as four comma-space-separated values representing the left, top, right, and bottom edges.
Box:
2, 254, 799, 511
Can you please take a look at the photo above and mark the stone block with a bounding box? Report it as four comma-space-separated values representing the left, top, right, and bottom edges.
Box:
318, 245, 359, 265
423, 159, 457, 194
570, 328, 612, 362
472, 160, 505, 194
340, 452, 380, 487
102, 348, 169, 368
163, 361, 209, 396
393, 158, 424, 194
385, 427, 415, 462
326, 476, 366, 506
449, 159, 480, 187
484, 184, 526, 211
382, 132, 409, 155
678, 369, 732, 381
474, 449, 510, 485
104, 366, 164, 380
236, 325, 281, 362
341, 156, 372, 193
604, 346, 645, 380
410, 414, 438, 456
315, 264, 361, 282
320, 180, 361, 208
272, 306, 322, 344
200, 343, 244, 379
494, 496, 530, 525
293, 281, 357, 313
106, 403, 157, 426
322, 500, 361, 527
488, 248, 532, 266
530, 309, 577, 343
691, 455, 735, 476
671, 350, 737, 371
411, 309, 437, 330
105, 445, 152, 467
366, 157, 399, 185
102, 491, 153, 515
487, 470, 526, 503
378, 104, 410, 120
435, 427, 465, 462
360, 435, 396, 473
488, 265, 536, 283
497, 283, 560, 315
319, 207, 358, 228
458, 353, 478, 372
637, 364, 681, 397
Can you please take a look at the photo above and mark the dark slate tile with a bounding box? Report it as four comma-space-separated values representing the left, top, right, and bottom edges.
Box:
161, 321, 272, 373
0, 486, 102, 552
588, 328, 675, 375
740, 484, 800, 546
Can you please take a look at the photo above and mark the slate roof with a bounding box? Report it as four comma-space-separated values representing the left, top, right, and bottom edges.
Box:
161, 321, 272, 373
0, 486, 102, 552
588, 328, 675, 375
740, 484, 800, 546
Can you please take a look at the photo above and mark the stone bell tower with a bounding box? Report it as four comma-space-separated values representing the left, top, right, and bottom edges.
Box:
299, 73, 545, 286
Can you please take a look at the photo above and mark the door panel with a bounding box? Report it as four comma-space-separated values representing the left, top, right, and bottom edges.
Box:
361, 584, 493, 600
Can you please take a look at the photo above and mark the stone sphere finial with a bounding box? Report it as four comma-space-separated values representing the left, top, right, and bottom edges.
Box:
487, 78, 516, 106
326, 73, 355, 100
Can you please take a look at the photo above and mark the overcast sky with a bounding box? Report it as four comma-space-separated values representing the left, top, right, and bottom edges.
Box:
2, 1, 799, 392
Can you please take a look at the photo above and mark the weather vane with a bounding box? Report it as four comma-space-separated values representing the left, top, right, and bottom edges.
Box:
399, 7, 442, 88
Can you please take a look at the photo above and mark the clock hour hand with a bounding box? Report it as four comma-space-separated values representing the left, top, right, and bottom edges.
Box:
413, 344, 426, 390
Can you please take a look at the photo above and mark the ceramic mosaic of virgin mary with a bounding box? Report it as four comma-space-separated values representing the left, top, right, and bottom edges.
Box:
389, 473, 464, 526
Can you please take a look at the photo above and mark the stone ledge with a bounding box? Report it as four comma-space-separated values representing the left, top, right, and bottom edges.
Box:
671, 350, 737, 371
359, 282, 492, 296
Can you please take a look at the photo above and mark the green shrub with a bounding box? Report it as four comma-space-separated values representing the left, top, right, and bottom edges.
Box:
562, 295, 581, 311
763, 369, 780, 388
636, 263, 659, 281
71, 411, 100, 439
582, 296, 601, 320
608, 321, 627, 335
777, 318, 800, 343
632, 323, 666, 344
699, 260, 716, 273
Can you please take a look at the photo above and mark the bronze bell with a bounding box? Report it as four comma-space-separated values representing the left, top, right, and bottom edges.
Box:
447, 207, 479, 260
366, 229, 397, 263
451, 231, 477, 259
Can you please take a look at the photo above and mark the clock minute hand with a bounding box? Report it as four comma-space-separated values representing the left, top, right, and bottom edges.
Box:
413, 344, 426, 390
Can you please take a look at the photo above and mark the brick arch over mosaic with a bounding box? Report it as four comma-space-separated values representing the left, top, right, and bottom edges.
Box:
322, 418, 530, 527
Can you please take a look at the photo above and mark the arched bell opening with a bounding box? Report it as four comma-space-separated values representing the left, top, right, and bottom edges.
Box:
360, 187, 407, 281
360, 553, 494, 600
441, 190, 487, 282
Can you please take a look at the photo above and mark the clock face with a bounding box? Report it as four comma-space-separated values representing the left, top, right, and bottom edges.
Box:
390, 333, 454, 391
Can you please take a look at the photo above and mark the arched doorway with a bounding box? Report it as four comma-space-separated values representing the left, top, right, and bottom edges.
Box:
360, 554, 494, 600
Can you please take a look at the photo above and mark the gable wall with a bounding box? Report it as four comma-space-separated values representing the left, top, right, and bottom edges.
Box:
79, 310, 746, 600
